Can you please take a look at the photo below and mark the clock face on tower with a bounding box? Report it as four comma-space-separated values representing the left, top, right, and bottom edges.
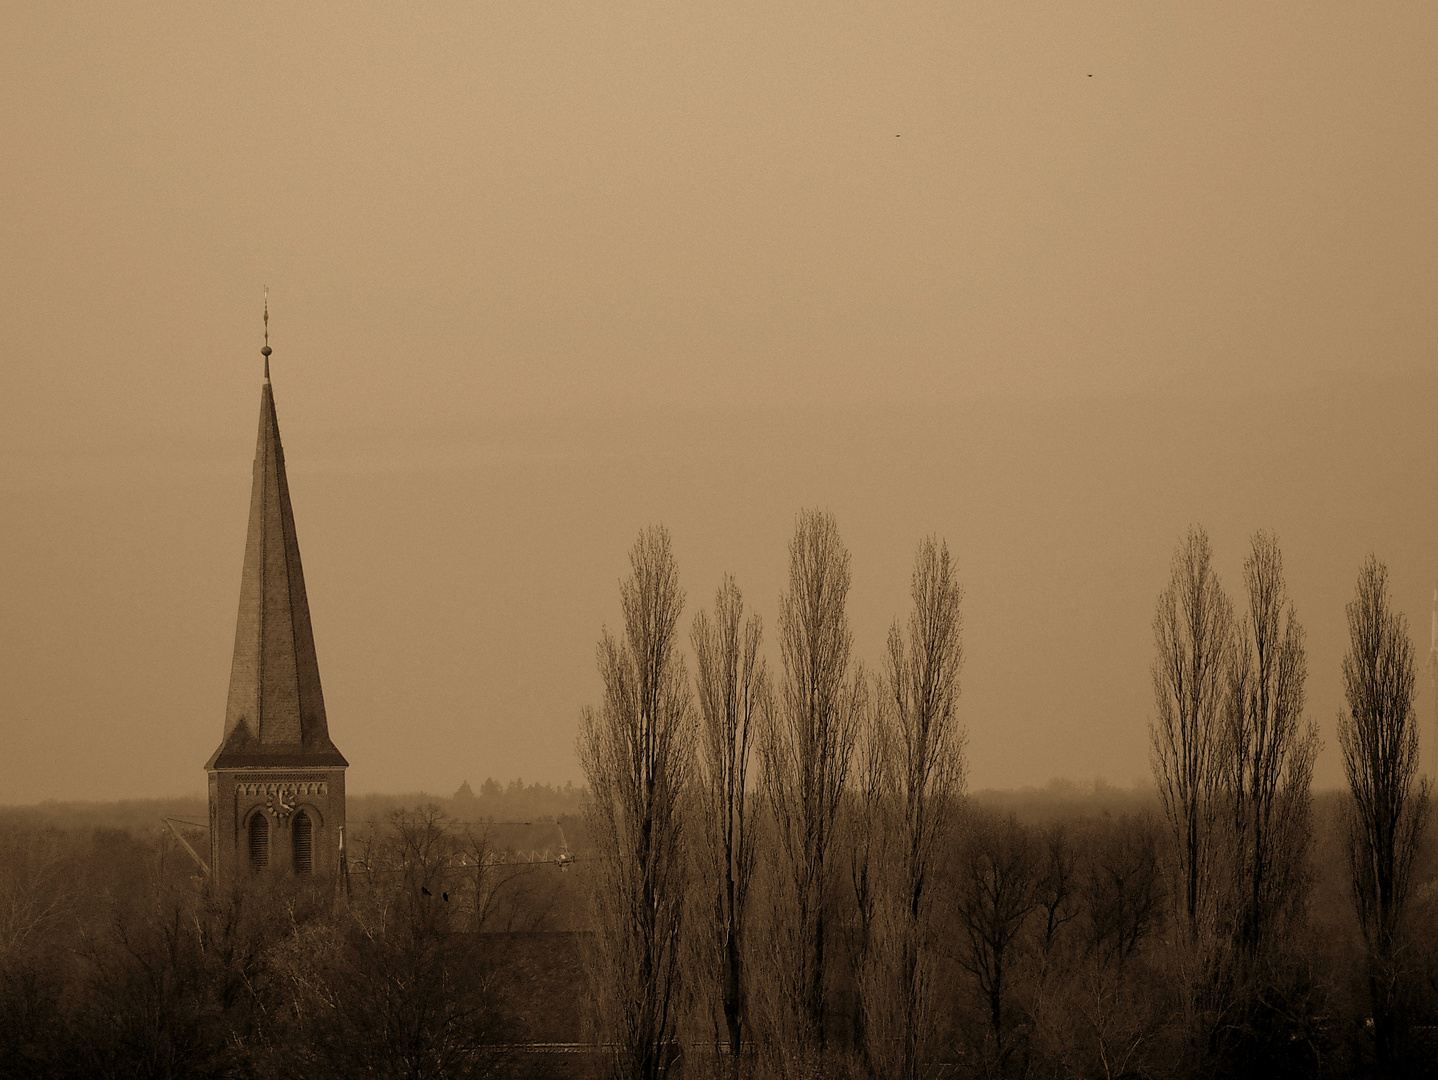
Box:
266, 788, 298, 820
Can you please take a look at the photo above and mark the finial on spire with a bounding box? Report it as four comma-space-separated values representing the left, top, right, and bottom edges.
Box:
261, 285, 272, 382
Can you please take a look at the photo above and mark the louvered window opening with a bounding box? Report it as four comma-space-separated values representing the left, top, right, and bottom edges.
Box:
248, 813, 269, 870
292, 811, 313, 874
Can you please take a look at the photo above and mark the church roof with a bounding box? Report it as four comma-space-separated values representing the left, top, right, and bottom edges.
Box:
208, 375, 347, 770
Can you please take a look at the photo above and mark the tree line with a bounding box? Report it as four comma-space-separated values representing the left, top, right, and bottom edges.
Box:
1, 514, 1435, 1078
0, 804, 596, 1079
580, 513, 1438, 1079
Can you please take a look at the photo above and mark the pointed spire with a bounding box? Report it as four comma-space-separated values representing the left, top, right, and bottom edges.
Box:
208, 370, 346, 770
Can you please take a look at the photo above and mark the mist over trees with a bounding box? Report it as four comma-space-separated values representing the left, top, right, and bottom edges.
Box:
6, 516, 1438, 1078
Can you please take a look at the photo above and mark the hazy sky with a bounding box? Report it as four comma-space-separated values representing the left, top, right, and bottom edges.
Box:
3, 4, 1436, 803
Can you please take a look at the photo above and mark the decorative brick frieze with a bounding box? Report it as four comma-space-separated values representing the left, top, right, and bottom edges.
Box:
237, 779, 329, 797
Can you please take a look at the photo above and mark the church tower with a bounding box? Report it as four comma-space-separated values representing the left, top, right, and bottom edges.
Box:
207, 326, 347, 887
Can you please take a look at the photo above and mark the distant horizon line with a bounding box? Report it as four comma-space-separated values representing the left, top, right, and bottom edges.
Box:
6, 777, 1384, 811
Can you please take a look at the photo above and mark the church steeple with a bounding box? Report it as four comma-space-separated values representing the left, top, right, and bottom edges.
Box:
207, 375, 346, 769
206, 321, 347, 889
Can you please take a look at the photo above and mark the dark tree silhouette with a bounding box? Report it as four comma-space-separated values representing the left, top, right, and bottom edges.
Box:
954, 811, 1040, 1077
579, 526, 695, 1080
872, 536, 967, 1080
760, 508, 865, 1066
1338, 556, 1431, 1071
692, 575, 767, 1072
1221, 530, 1317, 962
1151, 526, 1233, 936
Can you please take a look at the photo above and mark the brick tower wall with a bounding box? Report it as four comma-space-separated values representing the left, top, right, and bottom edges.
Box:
209, 767, 347, 885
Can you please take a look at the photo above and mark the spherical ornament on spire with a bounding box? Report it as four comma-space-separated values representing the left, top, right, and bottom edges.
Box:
262, 345, 272, 357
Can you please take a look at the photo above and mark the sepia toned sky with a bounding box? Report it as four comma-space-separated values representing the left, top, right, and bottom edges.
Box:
2, 3, 1436, 803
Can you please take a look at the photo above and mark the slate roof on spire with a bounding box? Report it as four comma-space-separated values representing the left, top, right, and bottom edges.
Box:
208, 378, 347, 769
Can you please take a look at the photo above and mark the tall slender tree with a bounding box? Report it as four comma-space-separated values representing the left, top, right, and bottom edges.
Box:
760, 509, 864, 1065
879, 536, 967, 1080
692, 576, 767, 1072
1150, 526, 1233, 936
1221, 530, 1318, 960
1338, 556, 1431, 1070
579, 526, 695, 1080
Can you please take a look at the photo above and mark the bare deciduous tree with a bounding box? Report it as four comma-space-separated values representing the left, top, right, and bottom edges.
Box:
1338, 556, 1431, 1070
1036, 824, 1081, 962
0, 826, 68, 953
875, 536, 967, 1080
1049, 815, 1166, 1080
1151, 525, 1233, 935
278, 836, 503, 1080
1221, 531, 1318, 961
1083, 816, 1163, 971
579, 525, 695, 1080
760, 508, 864, 1064
349, 805, 459, 936
692, 576, 767, 1071
458, 829, 544, 933
954, 811, 1040, 1077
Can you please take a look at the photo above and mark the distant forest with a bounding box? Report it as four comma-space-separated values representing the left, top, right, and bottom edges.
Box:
2, 776, 588, 837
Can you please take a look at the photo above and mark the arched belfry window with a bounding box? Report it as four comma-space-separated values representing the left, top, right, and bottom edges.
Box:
248, 812, 269, 871
292, 811, 313, 874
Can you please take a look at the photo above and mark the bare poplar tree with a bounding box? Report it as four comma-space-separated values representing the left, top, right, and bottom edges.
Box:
881, 536, 967, 1080
760, 508, 864, 1064
692, 576, 767, 1070
579, 526, 695, 1080
1338, 556, 1431, 1070
1150, 526, 1233, 935
1221, 530, 1318, 960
